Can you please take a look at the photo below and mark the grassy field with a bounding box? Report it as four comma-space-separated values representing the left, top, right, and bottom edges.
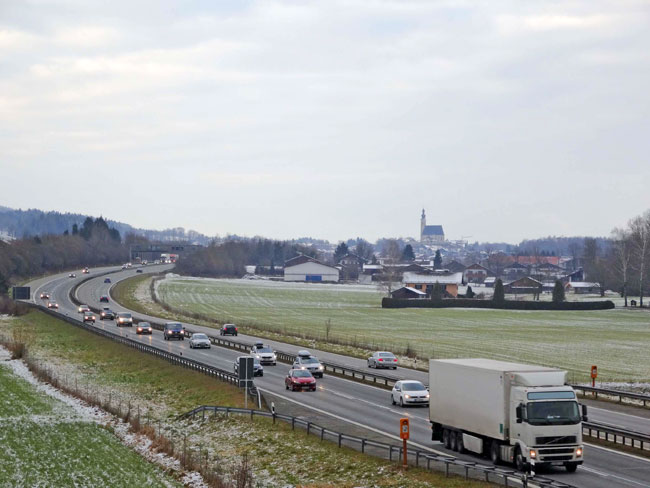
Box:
0, 311, 487, 487
0, 362, 177, 488
157, 278, 650, 383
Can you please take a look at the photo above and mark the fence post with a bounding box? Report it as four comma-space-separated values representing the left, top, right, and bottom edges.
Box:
338, 433, 342, 448
361, 439, 365, 453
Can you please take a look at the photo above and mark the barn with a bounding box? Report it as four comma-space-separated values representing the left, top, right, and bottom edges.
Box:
284, 255, 340, 283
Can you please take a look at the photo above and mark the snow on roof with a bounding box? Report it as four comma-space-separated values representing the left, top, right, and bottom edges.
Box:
403, 271, 463, 284
401, 286, 427, 295
567, 282, 600, 288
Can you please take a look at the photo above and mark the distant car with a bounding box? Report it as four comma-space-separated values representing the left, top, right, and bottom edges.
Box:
83, 311, 96, 323
136, 322, 153, 335
99, 296, 109, 303
78, 304, 90, 313
47, 301, 58, 309
285, 369, 316, 391
292, 350, 324, 378
100, 308, 115, 320
189, 333, 211, 349
391, 380, 430, 407
121, 265, 126, 270
251, 342, 276, 365
233, 356, 264, 377
104, 278, 111, 284
154, 260, 161, 264
82, 268, 89, 274
220, 324, 238, 336
136, 269, 143, 273
368, 351, 398, 369
163, 322, 184, 340
40, 292, 50, 299
69, 273, 76, 278
116, 312, 133, 327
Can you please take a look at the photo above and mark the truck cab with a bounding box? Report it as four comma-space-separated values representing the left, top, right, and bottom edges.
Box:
508, 385, 585, 472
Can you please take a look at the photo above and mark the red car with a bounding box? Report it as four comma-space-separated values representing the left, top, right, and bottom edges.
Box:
285, 369, 316, 392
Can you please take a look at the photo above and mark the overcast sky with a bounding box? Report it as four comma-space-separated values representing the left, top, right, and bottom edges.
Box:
1, 1, 649, 243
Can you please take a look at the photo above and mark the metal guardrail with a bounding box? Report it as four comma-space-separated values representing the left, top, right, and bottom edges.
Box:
179, 405, 576, 488
572, 384, 650, 408
25, 302, 261, 407
583, 421, 650, 451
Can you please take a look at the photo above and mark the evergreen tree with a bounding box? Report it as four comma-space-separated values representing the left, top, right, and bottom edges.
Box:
0, 272, 9, 296
401, 244, 415, 262
466, 285, 475, 299
333, 242, 349, 262
72, 223, 78, 235
431, 281, 443, 301
434, 250, 442, 269
493, 278, 505, 305
552, 280, 566, 303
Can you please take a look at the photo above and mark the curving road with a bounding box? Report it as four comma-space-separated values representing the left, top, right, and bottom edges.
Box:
26, 265, 650, 488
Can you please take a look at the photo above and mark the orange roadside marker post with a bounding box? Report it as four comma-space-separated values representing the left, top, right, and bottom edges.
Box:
591, 365, 598, 388
400, 418, 410, 468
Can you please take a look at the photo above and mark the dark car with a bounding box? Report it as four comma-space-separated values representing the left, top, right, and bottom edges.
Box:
99, 295, 109, 303
136, 269, 143, 273
69, 273, 76, 278
104, 278, 111, 284
100, 308, 115, 320
163, 322, 184, 340
40, 292, 50, 299
233, 356, 264, 377
83, 311, 96, 323
47, 301, 59, 309
285, 369, 316, 391
136, 322, 153, 335
220, 324, 238, 336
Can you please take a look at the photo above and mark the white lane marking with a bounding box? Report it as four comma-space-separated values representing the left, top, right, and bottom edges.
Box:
580, 465, 650, 487
585, 442, 650, 463
257, 387, 448, 456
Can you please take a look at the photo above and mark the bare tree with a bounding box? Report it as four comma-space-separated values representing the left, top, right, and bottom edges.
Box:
629, 211, 650, 307
377, 266, 403, 297
612, 228, 633, 306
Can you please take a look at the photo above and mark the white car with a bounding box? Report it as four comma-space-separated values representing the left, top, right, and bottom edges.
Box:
251, 342, 277, 365
391, 380, 430, 407
78, 304, 90, 313
189, 333, 211, 349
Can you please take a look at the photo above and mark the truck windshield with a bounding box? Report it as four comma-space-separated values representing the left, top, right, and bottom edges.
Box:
527, 401, 581, 425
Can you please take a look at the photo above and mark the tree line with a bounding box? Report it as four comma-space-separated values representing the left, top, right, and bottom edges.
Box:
173, 239, 319, 277
0, 217, 129, 295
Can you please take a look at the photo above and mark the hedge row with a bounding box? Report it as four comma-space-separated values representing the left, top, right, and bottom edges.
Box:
381, 297, 615, 311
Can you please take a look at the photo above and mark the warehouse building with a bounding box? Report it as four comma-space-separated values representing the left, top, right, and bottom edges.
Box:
284, 255, 340, 283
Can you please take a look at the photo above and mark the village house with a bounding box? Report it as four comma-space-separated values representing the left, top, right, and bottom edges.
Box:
284, 255, 340, 283
402, 271, 463, 298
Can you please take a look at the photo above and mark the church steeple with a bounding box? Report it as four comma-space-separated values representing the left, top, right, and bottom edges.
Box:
421, 208, 426, 238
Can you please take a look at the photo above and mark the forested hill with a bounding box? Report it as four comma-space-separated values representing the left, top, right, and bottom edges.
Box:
0, 206, 212, 245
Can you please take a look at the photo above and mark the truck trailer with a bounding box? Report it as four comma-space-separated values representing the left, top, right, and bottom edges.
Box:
429, 358, 586, 472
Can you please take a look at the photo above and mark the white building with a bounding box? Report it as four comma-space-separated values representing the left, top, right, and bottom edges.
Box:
284, 255, 340, 283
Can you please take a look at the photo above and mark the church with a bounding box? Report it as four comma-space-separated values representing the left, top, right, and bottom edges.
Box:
420, 209, 445, 244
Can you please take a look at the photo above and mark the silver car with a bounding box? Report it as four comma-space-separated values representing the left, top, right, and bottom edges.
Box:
368, 351, 398, 369
292, 350, 324, 378
391, 380, 430, 407
251, 342, 277, 365
189, 333, 211, 349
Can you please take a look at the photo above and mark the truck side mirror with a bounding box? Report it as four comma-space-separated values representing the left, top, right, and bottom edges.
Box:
516, 403, 526, 424
581, 404, 588, 422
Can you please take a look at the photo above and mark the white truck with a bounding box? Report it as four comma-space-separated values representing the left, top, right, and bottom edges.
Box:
429, 358, 586, 473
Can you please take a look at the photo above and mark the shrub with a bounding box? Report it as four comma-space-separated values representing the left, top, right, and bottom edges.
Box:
493, 279, 505, 305
552, 280, 566, 303
381, 297, 615, 311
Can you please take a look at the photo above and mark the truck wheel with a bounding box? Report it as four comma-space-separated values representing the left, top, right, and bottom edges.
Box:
565, 462, 578, 473
457, 433, 465, 454
450, 431, 458, 452
443, 429, 451, 449
514, 447, 526, 472
490, 441, 500, 465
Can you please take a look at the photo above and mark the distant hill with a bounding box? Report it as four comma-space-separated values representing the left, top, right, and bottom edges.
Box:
0, 206, 213, 245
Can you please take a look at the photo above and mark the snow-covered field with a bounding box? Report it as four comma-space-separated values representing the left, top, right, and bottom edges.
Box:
158, 277, 650, 383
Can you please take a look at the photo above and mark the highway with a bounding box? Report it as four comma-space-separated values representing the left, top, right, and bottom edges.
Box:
26, 265, 650, 488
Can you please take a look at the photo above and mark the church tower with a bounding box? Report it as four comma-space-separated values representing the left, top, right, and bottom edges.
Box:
420, 208, 426, 240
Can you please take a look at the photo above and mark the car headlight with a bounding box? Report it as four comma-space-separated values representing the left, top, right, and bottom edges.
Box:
529, 449, 537, 459
404, 394, 411, 399
576, 448, 583, 457
319, 366, 324, 370
425, 394, 430, 398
